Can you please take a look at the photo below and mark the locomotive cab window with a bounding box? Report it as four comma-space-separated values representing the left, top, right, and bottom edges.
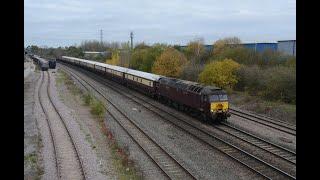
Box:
209, 94, 228, 102
219, 94, 228, 101
209, 95, 219, 102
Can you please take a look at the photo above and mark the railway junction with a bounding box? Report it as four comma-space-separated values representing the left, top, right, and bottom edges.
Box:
24, 56, 296, 179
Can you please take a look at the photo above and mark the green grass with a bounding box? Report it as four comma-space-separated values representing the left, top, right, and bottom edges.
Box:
25, 153, 37, 166
229, 90, 296, 124
56, 70, 82, 95
83, 93, 93, 106
90, 100, 105, 117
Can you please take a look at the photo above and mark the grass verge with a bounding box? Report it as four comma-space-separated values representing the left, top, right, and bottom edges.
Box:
229, 91, 296, 124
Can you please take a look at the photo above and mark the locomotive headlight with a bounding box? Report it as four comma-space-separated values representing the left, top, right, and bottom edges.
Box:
211, 102, 229, 112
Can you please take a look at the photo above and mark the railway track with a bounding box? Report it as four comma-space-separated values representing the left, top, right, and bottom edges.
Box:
218, 123, 296, 164
59, 63, 296, 179
229, 108, 296, 136
37, 70, 87, 180
58, 65, 197, 179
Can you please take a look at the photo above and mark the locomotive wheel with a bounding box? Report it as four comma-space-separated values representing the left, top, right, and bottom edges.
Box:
201, 113, 208, 123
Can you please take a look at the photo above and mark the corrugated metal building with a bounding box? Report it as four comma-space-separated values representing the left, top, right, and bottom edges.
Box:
277, 40, 296, 56
242, 43, 278, 52
178, 40, 295, 56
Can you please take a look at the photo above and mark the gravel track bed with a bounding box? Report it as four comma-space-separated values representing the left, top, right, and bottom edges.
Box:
61, 66, 193, 179
25, 70, 43, 179
63, 64, 296, 178
229, 108, 296, 136
60, 64, 264, 180
60, 66, 169, 179
33, 71, 58, 180
40, 71, 84, 179
227, 116, 296, 151
49, 69, 115, 180
55, 69, 117, 179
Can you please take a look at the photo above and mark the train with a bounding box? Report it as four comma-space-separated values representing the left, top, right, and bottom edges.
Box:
57, 56, 231, 122
48, 59, 56, 69
30, 55, 49, 71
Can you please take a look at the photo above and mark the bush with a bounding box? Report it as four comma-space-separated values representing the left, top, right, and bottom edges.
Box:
90, 100, 105, 117
152, 47, 187, 77
235, 65, 265, 93
198, 59, 240, 89
180, 61, 204, 82
84, 94, 93, 106
262, 66, 296, 103
235, 65, 296, 104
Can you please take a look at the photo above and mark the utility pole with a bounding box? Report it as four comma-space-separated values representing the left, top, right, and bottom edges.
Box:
100, 29, 103, 45
130, 31, 133, 50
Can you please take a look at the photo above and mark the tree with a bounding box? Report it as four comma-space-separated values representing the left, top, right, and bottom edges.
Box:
130, 48, 148, 70
134, 42, 150, 50
152, 48, 187, 77
29, 45, 40, 54
212, 37, 241, 56
130, 43, 167, 72
117, 42, 131, 67
106, 49, 120, 65
198, 59, 240, 89
184, 39, 206, 63
65, 46, 84, 58
180, 61, 205, 81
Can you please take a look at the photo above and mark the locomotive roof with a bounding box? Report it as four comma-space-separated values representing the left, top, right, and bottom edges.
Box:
159, 77, 222, 95
36, 56, 48, 64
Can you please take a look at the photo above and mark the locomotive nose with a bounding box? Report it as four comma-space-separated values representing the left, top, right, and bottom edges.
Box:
211, 102, 229, 113
217, 103, 223, 111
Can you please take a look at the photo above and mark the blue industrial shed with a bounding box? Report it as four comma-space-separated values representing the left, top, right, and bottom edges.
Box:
178, 40, 295, 56
242, 43, 278, 52
277, 40, 296, 56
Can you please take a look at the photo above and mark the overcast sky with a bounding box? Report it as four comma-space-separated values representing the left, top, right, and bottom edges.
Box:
24, 0, 296, 47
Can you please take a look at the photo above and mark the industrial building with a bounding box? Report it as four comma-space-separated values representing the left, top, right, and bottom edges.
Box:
277, 40, 296, 56
179, 40, 296, 56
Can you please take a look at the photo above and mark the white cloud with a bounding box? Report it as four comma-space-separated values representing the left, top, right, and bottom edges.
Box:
24, 0, 296, 47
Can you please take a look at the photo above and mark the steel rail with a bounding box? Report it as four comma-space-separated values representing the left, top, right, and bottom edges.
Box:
59, 63, 295, 179
231, 107, 296, 127
37, 71, 60, 179
45, 71, 87, 180
229, 109, 296, 136
216, 123, 296, 165
58, 65, 197, 180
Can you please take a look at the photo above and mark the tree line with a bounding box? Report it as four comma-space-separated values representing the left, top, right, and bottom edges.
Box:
26, 37, 296, 104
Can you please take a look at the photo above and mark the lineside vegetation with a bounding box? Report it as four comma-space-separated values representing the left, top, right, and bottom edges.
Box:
30, 37, 296, 105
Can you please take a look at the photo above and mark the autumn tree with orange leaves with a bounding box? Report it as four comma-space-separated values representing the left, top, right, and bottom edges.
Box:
152, 48, 187, 77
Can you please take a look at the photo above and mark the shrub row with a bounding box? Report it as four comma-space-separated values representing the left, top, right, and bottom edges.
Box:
235, 65, 296, 104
